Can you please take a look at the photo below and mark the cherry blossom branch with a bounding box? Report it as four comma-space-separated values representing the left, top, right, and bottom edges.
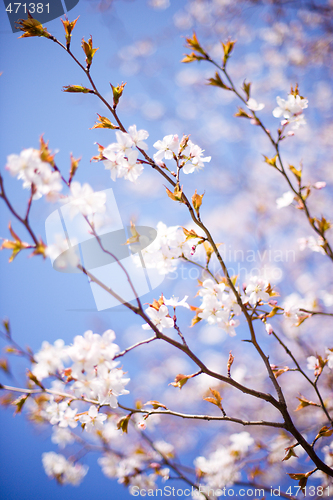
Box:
300, 308, 333, 317
0, 174, 39, 246
113, 336, 158, 360
119, 403, 286, 428
205, 57, 333, 262
270, 328, 333, 425
84, 217, 143, 310
181, 255, 219, 283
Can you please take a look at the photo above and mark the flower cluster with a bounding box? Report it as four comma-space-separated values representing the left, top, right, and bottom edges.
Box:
42, 452, 88, 486
196, 279, 241, 336
136, 222, 193, 275
194, 432, 254, 490
30, 330, 132, 485
273, 93, 308, 129
99, 441, 171, 493
32, 329, 129, 409
6, 148, 62, 200
103, 125, 148, 182
153, 134, 211, 174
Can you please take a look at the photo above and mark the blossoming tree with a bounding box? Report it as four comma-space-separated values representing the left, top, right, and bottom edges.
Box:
1, 1, 333, 498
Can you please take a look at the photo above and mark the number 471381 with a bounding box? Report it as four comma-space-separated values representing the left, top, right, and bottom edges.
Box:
286, 485, 330, 496
6, 3, 49, 14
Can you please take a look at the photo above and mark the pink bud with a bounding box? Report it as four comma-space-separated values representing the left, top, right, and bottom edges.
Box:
265, 323, 273, 335
287, 131, 295, 137
150, 462, 161, 469
268, 300, 277, 306
313, 181, 326, 190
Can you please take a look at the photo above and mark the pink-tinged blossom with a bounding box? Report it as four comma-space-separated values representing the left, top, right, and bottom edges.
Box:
246, 98, 265, 111
79, 405, 107, 432
325, 348, 333, 369
153, 134, 180, 162
276, 191, 294, 209
221, 318, 239, 337
142, 304, 174, 332
313, 181, 326, 189
307, 356, 319, 371
42, 452, 88, 486
243, 276, 270, 306
137, 421, 147, 430
65, 182, 106, 219
272, 94, 308, 129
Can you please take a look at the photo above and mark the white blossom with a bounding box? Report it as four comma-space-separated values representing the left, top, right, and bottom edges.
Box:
51, 426, 75, 449
135, 222, 192, 275
243, 276, 270, 306
127, 124, 149, 150
42, 452, 88, 485
6, 148, 62, 200
153, 134, 180, 162
164, 295, 190, 309
64, 182, 106, 219
79, 405, 107, 432
32, 339, 69, 381
45, 398, 78, 429
142, 304, 174, 332
276, 191, 294, 209
121, 150, 143, 182
273, 94, 308, 129
246, 98, 265, 111
103, 149, 127, 181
